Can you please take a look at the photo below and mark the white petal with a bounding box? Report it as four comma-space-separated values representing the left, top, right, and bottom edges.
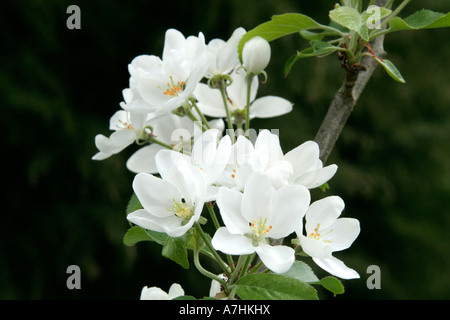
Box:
140, 286, 169, 300
127, 209, 168, 233
305, 196, 345, 233
263, 160, 293, 189
295, 164, 338, 189
312, 256, 360, 279
227, 69, 258, 108
283, 141, 321, 178
162, 29, 186, 61
216, 187, 249, 234
132, 173, 181, 218
299, 235, 332, 259
94, 130, 135, 155
240, 173, 274, 223
211, 227, 255, 255
194, 83, 227, 118
254, 130, 284, 167
126, 144, 164, 174
91, 151, 111, 161
155, 149, 190, 181
168, 158, 207, 205
250, 96, 293, 118
327, 218, 360, 252
255, 243, 295, 274
268, 184, 310, 239
167, 283, 185, 299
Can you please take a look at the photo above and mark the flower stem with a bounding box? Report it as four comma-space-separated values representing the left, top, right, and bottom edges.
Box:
205, 203, 235, 270
148, 136, 174, 150
194, 223, 230, 275
244, 75, 254, 137
193, 248, 227, 287
206, 202, 220, 230
217, 80, 235, 143
186, 109, 208, 132
240, 253, 256, 277
190, 98, 211, 130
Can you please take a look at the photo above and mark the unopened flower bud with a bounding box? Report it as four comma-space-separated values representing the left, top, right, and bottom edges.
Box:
242, 36, 271, 75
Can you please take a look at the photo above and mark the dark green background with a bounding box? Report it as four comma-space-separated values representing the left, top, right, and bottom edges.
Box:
1, 0, 449, 299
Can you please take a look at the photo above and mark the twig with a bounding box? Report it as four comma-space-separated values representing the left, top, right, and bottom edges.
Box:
314, 0, 388, 164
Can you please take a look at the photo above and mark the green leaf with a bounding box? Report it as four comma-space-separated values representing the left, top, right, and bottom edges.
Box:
123, 226, 153, 246
235, 273, 318, 300
329, 6, 369, 40
280, 261, 320, 283
238, 13, 342, 59
285, 40, 340, 76
126, 193, 143, 216
374, 57, 406, 83
123, 226, 169, 246
330, 5, 392, 41
389, 10, 450, 33
162, 235, 190, 269
172, 295, 197, 300
315, 276, 345, 296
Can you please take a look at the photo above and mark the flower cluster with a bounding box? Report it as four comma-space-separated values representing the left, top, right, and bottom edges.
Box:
93, 27, 360, 299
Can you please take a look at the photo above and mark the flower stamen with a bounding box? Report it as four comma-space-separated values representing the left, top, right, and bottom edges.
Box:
309, 223, 333, 243
168, 198, 194, 220
163, 76, 185, 96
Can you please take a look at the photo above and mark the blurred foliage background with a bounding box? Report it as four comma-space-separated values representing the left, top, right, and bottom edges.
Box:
1, 0, 449, 299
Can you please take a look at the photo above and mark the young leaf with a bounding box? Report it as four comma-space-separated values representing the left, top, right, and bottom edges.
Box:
329, 6, 369, 41
279, 261, 320, 283
285, 40, 340, 76
235, 273, 318, 300
162, 235, 190, 269
123, 226, 168, 246
374, 57, 406, 83
388, 10, 450, 33
316, 276, 345, 295
126, 193, 143, 215
172, 295, 197, 300
329, 5, 392, 41
123, 226, 153, 246
238, 13, 342, 59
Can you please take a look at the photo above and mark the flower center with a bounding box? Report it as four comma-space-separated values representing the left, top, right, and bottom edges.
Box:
246, 217, 272, 246
163, 76, 185, 96
169, 198, 194, 222
117, 119, 134, 130
309, 223, 332, 243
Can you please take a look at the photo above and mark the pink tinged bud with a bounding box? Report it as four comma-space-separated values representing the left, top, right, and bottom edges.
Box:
242, 36, 271, 74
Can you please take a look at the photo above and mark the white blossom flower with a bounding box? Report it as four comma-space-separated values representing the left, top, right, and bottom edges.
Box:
296, 196, 360, 279
205, 27, 246, 78
124, 29, 212, 116
155, 129, 231, 188
211, 173, 310, 273
127, 157, 207, 237
125, 113, 224, 174
194, 69, 292, 120
233, 130, 337, 189
242, 36, 271, 75
140, 283, 184, 300
92, 109, 150, 161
